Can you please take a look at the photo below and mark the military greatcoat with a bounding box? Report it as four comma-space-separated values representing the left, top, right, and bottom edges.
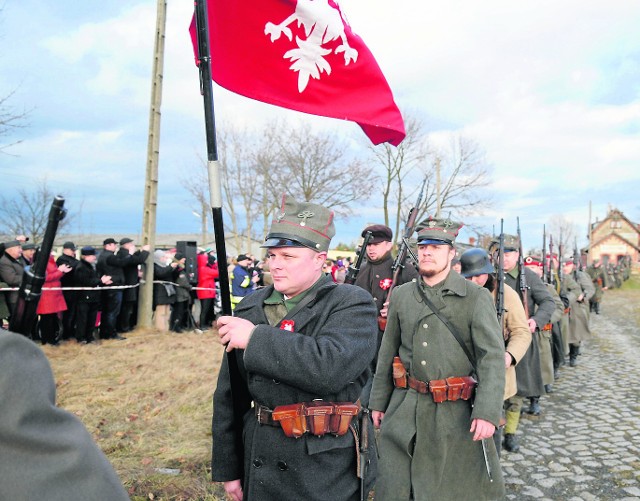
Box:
505, 267, 555, 397
369, 271, 505, 501
212, 275, 378, 500
0, 332, 130, 501
567, 270, 595, 344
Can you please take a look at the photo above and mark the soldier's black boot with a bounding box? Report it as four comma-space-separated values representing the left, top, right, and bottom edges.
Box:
527, 397, 541, 416
596, 302, 601, 315
569, 344, 579, 367
503, 433, 520, 453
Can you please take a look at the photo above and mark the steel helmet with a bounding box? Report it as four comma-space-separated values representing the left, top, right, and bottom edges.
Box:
460, 248, 495, 278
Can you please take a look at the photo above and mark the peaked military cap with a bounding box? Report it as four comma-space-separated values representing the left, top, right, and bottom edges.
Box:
362, 224, 392, 244
489, 233, 520, 252
262, 195, 335, 253
416, 216, 463, 246
524, 255, 543, 267
21, 243, 36, 251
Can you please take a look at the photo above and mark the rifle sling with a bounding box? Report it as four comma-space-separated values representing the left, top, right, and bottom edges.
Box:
415, 283, 477, 373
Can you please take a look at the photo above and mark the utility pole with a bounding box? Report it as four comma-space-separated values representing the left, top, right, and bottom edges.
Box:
138, 0, 167, 328
587, 200, 593, 266
435, 156, 442, 217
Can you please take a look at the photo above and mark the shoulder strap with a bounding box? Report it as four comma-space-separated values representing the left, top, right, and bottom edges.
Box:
415, 283, 477, 372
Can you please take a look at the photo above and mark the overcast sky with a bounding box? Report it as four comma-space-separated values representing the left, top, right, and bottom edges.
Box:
1, 0, 639, 252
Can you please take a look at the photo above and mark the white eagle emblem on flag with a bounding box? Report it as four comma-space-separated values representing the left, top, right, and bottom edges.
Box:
264, 0, 359, 93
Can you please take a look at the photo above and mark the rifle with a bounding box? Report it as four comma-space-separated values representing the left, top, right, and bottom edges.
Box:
378, 177, 426, 331
558, 232, 564, 285
359, 408, 371, 501
495, 219, 505, 331
344, 231, 373, 285
516, 217, 530, 318
541, 225, 548, 284
9, 196, 66, 336
573, 238, 582, 273
548, 234, 555, 287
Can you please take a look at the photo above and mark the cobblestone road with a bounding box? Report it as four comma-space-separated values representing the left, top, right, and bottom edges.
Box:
502, 287, 640, 500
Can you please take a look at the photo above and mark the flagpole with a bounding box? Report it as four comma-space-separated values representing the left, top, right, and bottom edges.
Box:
193, 0, 249, 481
193, 1, 231, 315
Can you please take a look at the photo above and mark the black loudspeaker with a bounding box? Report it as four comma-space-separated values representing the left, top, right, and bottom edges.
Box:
176, 241, 198, 285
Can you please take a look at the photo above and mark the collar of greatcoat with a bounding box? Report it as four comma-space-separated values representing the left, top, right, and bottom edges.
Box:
412, 269, 469, 313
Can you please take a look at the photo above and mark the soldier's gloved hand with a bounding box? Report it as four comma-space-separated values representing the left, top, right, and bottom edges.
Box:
223, 479, 243, 501
380, 301, 389, 318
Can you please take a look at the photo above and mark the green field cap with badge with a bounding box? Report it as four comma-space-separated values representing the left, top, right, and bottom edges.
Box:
416, 216, 463, 246
262, 195, 335, 253
489, 233, 520, 252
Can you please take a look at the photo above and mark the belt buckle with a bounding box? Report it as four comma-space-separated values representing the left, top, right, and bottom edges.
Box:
256, 405, 266, 424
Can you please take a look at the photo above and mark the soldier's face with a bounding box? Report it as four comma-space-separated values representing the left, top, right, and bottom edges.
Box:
502, 250, 519, 272
467, 274, 488, 287
417, 244, 455, 279
526, 265, 543, 278
366, 240, 393, 261
266, 246, 326, 298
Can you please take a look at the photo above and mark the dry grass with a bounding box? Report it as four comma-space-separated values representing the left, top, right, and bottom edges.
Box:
43, 328, 228, 501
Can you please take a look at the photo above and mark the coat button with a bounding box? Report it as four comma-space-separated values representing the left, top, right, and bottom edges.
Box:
422, 341, 428, 347
421, 360, 427, 366
252, 458, 264, 468
423, 323, 428, 329
277, 460, 288, 471
272, 379, 281, 385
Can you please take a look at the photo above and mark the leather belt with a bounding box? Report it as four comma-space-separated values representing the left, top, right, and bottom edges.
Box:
407, 375, 429, 394
255, 404, 279, 427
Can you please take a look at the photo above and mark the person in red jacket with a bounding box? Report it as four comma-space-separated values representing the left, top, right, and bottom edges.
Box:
196, 250, 219, 331
37, 255, 72, 345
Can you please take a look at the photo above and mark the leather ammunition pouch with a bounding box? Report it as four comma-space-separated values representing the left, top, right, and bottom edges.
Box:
377, 315, 387, 332
392, 357, 477, 403
256, 400, 360, 438
542, 323, 553, 331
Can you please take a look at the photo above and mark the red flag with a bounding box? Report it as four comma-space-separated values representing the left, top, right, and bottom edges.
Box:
190, 0, 405, 146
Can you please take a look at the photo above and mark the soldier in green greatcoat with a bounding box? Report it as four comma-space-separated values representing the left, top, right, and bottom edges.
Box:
586, 259, 608, 314
370, 217, 505, 501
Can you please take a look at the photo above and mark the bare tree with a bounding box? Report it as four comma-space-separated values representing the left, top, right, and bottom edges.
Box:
0, 178, 71, 243
368, 113, 428, 244
266, 121, 377, 216
0, 89, 29, 154
180, 153, 210, 246
418, 135, 493, 222
548, 214, 577, 253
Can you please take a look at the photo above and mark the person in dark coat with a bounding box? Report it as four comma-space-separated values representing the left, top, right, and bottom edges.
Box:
169, 253, 192, 332
213, 196, 378, 501
36, 255, 72, 345
56, 241, 80, 340
152, 250, 178, 331
0, 240, 25, 317
74, 247, 112, 344
0, 331, 130, 500
96, 238, 130, 340
116, 238, 149, 333
354, 224, 419, 371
